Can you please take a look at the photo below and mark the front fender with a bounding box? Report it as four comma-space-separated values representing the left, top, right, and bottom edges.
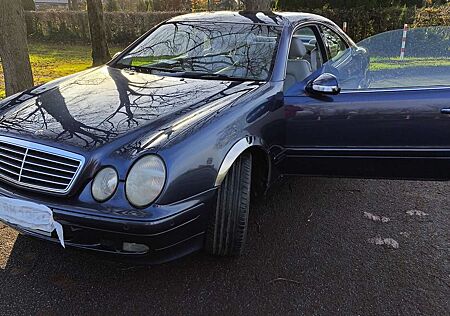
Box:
215, 137, 254, 186
155, 82, 282, 205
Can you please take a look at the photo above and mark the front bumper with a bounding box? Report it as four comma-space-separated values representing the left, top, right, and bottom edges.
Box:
0, 188, 218, 264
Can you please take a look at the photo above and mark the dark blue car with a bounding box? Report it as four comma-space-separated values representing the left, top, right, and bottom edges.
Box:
0, 11, 449, 263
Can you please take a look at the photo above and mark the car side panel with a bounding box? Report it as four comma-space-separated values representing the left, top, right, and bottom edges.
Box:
282, 87, 450, 180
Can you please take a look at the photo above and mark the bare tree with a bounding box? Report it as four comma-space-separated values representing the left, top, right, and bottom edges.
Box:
0, 0, 34, 96
242, 0, 272, 11
68, 0, 76, 10
86, 0, 111, 66
68, 0, 85, 10
105, 0, 120, 11
21, 0, 36, 11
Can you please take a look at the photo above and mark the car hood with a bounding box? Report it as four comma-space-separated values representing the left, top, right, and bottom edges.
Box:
0, 66, 261, 152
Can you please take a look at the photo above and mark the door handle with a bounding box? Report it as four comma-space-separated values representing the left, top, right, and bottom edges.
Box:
441, 108, 450, 114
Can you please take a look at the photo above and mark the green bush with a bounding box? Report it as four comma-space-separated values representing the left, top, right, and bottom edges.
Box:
275, 0, 424, 9
282, 6, 416, 42
414, 5, 450, 27
24, 5, 450, 45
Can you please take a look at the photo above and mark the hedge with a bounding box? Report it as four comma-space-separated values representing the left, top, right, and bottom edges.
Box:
413, 5, 450, 27
292, 6, 416, 42
25, 11, 185, 44
24, 5, 450, 45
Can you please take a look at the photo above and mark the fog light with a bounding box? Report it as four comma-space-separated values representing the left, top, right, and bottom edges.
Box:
122, 242, 149, 253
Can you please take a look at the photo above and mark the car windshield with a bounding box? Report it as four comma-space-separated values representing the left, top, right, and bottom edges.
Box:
114, 22, 282, 81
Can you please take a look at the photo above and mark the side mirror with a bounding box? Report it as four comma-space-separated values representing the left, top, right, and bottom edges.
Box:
306, 73, 341, 95
112, 51, 122, 59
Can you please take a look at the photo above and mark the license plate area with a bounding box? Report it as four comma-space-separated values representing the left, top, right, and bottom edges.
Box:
0, 196, 65, 246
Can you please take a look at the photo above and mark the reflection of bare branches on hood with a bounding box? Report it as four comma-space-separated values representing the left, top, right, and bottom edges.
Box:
41, 91, 118, 147
1, 88, 119, 147
0, 63, 261, 151
105, 67, 201, 130
118, 80, 260, 154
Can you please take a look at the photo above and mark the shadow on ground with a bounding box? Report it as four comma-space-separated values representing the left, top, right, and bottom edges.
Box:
0, 178, 448, 315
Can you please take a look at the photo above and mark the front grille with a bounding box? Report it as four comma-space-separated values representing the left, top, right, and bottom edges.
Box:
0, 136, 84, 194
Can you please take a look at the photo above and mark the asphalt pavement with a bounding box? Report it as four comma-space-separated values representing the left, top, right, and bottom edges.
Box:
0, 177, 449, 315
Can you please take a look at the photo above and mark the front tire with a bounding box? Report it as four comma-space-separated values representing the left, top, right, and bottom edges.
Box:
205, 152, 252, 257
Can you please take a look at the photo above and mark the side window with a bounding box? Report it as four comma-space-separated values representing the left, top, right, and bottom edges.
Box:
284, 26, 323, 93
319, 26, 364, 91
292, 26, 324, 70
320, 26, 348, 62
357, 26, 450, 90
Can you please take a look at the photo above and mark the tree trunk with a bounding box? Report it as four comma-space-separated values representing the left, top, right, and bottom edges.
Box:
0, 0, 34, 96
71, 0, 85, 11
86, 0, 111, 66
242, 0, 272, 11
21, 0, 36, 11
68, 0, 75, 10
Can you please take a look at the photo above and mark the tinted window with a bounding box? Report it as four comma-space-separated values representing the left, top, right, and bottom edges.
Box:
321, 26, 348, 61
291, 26, 323, 69
294, 26, 316, 39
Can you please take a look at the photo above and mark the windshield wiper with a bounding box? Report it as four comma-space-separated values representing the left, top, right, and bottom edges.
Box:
114, 64, 258, 82
113, 64, 183, 74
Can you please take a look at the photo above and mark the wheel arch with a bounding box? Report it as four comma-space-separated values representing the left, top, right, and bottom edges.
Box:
215, 137, 271, 194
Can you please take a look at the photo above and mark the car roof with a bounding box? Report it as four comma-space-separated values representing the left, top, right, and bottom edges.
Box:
167, 11, 332, 27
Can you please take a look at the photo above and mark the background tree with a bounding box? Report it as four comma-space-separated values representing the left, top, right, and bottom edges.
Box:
215, 0, 239, 10
275, 0, 439, 9
68, 0, 83, 10
145, 0, 154, 11
105, 0, 120, 11
137, 0, 149, 11
0, 0, 34, 96
117, 0, 139, 11
86, 0, 111, 66
21, 0, 36, 11
242, 0, 273, 10
152, 0, 190, 11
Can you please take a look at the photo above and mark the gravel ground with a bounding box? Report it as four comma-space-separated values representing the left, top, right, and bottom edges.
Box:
0, 177, 449, 315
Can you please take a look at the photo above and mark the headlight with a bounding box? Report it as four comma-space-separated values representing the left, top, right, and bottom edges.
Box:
92, 167, 118, 202
125, 155, 166, 208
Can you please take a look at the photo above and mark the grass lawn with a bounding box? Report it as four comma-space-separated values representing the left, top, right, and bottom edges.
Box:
0, 42, 122, 99
370, 56, 450, 71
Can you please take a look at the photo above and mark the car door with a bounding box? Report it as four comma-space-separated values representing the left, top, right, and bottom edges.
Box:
319, 25, 369, 90
281, 24, 450, 180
